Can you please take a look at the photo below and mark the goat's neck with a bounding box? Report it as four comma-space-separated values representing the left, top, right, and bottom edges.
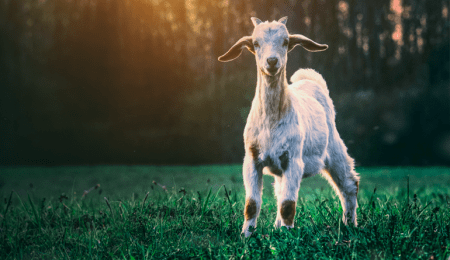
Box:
253, 67, 290, 128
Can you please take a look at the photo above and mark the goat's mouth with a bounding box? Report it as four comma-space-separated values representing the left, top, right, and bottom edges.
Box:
263, 67, 280, 76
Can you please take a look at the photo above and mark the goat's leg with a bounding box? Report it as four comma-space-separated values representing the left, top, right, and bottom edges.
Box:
242, 155, 263, 237
323, 151, 360, 226
274, 159, 303, 228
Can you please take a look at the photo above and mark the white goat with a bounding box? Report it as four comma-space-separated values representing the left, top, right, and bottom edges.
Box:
218, 17, 360, 237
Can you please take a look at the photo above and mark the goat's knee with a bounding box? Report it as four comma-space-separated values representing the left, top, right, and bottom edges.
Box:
242, 197, 261, 237
275, 200, 296, 228
242, 157, 263, 237
244, 198, 257, 220
274, 169, 301, 228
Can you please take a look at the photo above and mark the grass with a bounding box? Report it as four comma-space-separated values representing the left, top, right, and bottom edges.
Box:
0, 165, 449, 259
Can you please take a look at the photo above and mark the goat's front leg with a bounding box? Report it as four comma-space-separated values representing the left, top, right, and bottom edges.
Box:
242, 154, 263, 237
274, 158, 303, 228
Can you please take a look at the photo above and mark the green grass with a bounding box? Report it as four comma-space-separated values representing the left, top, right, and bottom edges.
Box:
0, 165, 449, 259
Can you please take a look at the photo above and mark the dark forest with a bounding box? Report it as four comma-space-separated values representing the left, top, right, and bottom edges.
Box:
0, 0, 449, 166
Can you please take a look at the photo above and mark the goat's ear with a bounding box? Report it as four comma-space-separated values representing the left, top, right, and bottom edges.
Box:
288, 34, 328, 52
218, 36, 255, 62
278, 16, 288, 25
251, 17, 263, 27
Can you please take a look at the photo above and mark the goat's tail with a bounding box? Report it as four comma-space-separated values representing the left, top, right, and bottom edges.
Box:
290, 68, 327, 89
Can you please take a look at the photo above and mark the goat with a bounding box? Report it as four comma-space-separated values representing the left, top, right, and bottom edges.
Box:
218, 17, 360, 237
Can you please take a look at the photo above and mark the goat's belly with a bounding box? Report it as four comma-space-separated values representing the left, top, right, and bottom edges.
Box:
302, 155, 326, 178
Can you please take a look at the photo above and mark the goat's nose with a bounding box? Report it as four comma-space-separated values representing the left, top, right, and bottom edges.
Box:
267, 57, 278, 67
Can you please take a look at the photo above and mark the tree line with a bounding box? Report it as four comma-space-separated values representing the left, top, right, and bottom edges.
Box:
0, 0, 448, 165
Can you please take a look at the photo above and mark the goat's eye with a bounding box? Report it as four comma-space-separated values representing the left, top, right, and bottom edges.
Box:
253, 41, 259, 48
283, 39, 289, 47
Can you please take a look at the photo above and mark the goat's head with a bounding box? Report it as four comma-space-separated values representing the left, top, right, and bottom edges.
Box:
218, 17, 328, 77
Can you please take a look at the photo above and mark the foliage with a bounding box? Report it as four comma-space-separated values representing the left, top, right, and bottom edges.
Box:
0, 0, 448, 166
0, 166, 449, 259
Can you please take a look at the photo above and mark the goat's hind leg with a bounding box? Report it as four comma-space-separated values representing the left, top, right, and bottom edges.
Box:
323, 153, 360, 226
242, 155, 263, 237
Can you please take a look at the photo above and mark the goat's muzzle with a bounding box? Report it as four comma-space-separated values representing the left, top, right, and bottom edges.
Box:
264, 57, 280, 76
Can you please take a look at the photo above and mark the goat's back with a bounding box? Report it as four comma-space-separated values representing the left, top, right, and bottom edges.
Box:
288, 69, 338, 158
290, 69, 327, 91
289, 68, 334, 119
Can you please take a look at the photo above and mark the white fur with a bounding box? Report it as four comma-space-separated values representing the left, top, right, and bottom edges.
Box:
219, 17, 360, 237
290, 68, 327, 90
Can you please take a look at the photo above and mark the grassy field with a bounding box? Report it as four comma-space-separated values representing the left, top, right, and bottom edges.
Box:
0, 165, 449, 259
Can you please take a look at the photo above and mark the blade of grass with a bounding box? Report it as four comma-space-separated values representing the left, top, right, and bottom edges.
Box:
60, 228, 67, 245
121, 201, 129, 215
406, 175, 410, 205
14, 192, 32, 223
141, 192, 149, 212
224, 185, 235, 214
201, 187, 212, 217
321, 201, 338, 226
28, 193, 42, 230
1, 191, 13, 227
104, 197, 116, 224
210, 185, 224, 205
416, 201, 433, 218
367, 187, 377, 213
313, 201, 332, 227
